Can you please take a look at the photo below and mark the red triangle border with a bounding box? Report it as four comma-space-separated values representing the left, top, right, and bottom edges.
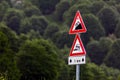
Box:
69, 34, 86, 56
69, 11, 87, 34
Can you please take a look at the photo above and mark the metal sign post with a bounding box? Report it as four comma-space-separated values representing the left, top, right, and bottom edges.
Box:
76, 64, 80, 80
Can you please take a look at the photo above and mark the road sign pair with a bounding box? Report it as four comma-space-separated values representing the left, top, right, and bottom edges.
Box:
69, 11, 86, 57
68, 11, 87, 80
68, 11, 87, 65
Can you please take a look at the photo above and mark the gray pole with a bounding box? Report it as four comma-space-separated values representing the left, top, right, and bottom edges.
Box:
76, 64, 80, 80
76, 33, 80, 80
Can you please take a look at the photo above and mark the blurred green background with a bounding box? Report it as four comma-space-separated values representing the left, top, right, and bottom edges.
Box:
0, 0, 120, 80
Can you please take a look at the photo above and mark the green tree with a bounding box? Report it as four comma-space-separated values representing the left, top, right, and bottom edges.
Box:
53, 31, 74, 48
0, 72, 7, 80
53, 0, 70, 21
0, 31, 20, 80
63, 3, 91, 26
68, 0, 91, 6
58, 63, 70, 80
99, 37, 113, 55
104, 0, 116, 6
0, 1, 10, 21
115, 0, 120, 3
24, 5, 41, 17
0, 0, 11, 6
87, 37, 112, 65
3, 8, 24, 34
0, 52, 21, 80
30, 0, 60, 14
87, 40, 101, 64
20, 17, 31, 34
10, 0, 23, 9
81, 64, 94, 80
115, 4, 120, 13
101, 64, 120, 80
16, 39, 61, 80
18, 33, 29, 48
81, 14, 105, 45
97, 7, 119, 35
26, 30, 41, 40
115, 20, 120, 38
104, 39, 120, 69
0, 23, 19, 52
90, 1, 106, 15
0, 31, 9, 53
20, 16, 48, 36
117, 75, 120, 80
81, 63, 107, 80
44, 23, 59, 39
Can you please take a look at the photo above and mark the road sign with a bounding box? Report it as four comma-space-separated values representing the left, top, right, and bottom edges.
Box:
69, 11, 87, 34
68, 10, 87, 80
68, 56, 86, 65
69, 34, 86, 56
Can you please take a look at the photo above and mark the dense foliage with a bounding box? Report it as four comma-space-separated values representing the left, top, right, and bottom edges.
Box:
0, 0, 120, 80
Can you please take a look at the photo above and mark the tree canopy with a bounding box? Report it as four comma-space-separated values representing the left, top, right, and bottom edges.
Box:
0, 0, 120, 80
16, 39, 61, 80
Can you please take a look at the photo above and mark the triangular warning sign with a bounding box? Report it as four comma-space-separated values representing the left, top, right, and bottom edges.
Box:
69, 34, 86, 56
69, 11, 87, 34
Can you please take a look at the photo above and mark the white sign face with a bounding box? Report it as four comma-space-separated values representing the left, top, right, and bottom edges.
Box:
68, 56, 86, 65
72, 39, 83, 54
72, 16, 82, 31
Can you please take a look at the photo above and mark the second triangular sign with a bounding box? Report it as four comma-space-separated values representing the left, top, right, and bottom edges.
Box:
69, 10, 87, 34
69, 34, 86, 56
